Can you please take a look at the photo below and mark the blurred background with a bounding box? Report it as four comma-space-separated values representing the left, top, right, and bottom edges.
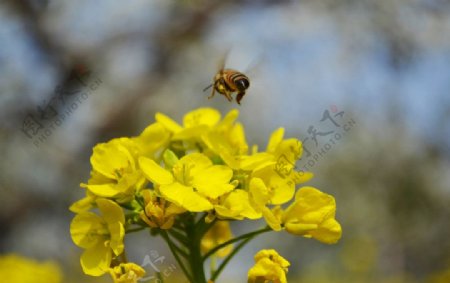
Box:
1, 0, 450, 282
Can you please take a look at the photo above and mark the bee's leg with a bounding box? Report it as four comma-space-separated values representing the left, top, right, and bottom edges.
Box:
208, 87, 216, 99
236, 91, 245, 105
208, 83, 218, 99
224, 91, 232, 102
203, 83, 213, 92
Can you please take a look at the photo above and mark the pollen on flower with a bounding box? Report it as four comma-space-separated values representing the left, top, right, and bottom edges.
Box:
173, 163, 195, 185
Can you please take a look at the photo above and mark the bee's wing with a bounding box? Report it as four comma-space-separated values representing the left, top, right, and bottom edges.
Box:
243, 51, 266, 77
203, 49, 229, 92
217, 49, 230, 72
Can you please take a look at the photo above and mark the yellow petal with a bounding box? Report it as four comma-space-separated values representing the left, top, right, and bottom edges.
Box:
215, 109, 239, 130
292, 187, 336, 217
197, 183, 235, 200
155, 112, 183, 133
70, 212, 105, 249
249, 177, 270, 207
86, 184, 119, 198
261, 206, 282, 231
202, 132, 231, 154
218, 149, 240, 170
85, 170, 113, 185
80, 242, 112, 276
108, 222, 125, 255
69, 196, 95, 213
215, 190, 262, 220
159, 182, 213, 212
90, 139, 134, 180
284, 222, 319, 235
160, 217, 175, 230
241, 153, 273, 171
268, 172, 295, 205
166, 203, 187, 216
308, 218, 342, 244
228, 123, 248, 154
183, 108, 221, 128
282, 187, 342, 244
139, 157, 174, 185
193, 165, 234, 199
266, 127, 284, 152
274, 138, 302, 162
134, 122, 170, 156
178, 153, 212, 175
254, 249, 290, 268
173, 125, 209, 140
289, 170, 314, 184
252, 166, 295, 205
97, 198, 125, 225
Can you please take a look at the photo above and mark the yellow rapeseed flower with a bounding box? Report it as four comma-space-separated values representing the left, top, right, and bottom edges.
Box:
156, 107, 221, 140
282, 187, 342, 244
248, 249, 290, 283
70, 198, 125, 276
247, 128, 316, 230
251, 128, 314, 206
202, 109, 250, 160
140, 189, 185, 229
109, 262, 146, 283
204, 109, 274, 172
132, 122, 171, 159
0, 254, 62, 283
69, 191, 96, 213
214, 189, 261, 220
139, 152, 235, 212
82, 138, 145, 203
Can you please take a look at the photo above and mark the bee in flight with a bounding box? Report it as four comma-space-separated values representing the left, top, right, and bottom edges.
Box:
203, 58, 250, 105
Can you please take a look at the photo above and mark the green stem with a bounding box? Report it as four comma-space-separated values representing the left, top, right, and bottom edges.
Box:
120, 250, 128, 263
168, 238, 189, 258
156, 272, 164, 283
210, 237, 252, 282
125, 212, 141, 218
161, 230, 193, 282
186, 215, 207, 283
202, 227, 271, 261
168, 228, 189, 246
210, 256, 216, 276
195, 212, 208, 226
125, 226, 146, 234
172, 222, 187, 233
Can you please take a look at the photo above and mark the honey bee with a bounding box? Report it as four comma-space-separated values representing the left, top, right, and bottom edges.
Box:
203, 59, 250, 105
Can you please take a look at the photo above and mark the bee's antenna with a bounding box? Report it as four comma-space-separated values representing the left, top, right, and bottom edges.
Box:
203, 84, 213, 92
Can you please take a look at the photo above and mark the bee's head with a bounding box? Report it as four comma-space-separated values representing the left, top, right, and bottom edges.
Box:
236, 78, 250, 91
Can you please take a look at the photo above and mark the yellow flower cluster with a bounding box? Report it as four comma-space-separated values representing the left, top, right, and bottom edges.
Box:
69, 107, 342, 282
